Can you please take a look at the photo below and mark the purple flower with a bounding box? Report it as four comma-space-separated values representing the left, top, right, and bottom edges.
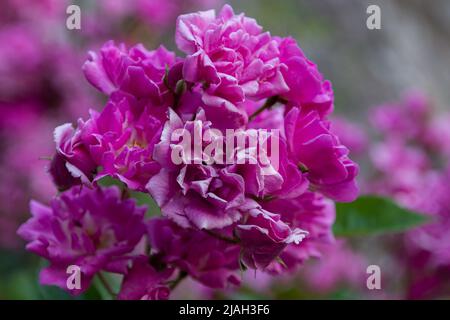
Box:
147, 109, 246, 229
244, 102, 308, 199
229, 127, 307, 200
0, 104, 56, 248
236, 204, 308, 269
17, 186, 147, 295
148, 217, 241, 289
0, 25, 44, 100
370, 91, 430, 142
262, 191, 336, 273
425, 114, 450, 157
49, 153, 83, 191
276, 37, 334, 118
367, 92, 450, 299
147, 108, 305, 229
284, 108, 359, 202
176, 5, 289, 114
367, 140, 431, 208
51, 122, 97, 189
118, 256, 173, 300
330, 117, 368, 157
81, 94, 164, 191
83, 41, 176, 104
302, 241, 367, 293
148, 165, 246, 229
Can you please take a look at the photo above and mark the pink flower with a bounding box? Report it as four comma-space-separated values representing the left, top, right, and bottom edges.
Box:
236, 204, 308, 269
82, 93, 164, 191
51, 121, 97, 189
276, 37, 334, 118
83, 41, 176, 104
230, 123, 308, 200
425, 114, 450, 156
17, 186, 147, 295
147, 109, 246, 229
49, 153, 83, 192
148, 218, 241, 289
367, 92, 450, 299
135, 0, 180, 28
147, 108, 306, 229
367, 140, 431, 208
176, 4, 289, 114
370, 91, 430, 141
302, 241, 367, 293
148, 164, 246, 229
118, 256, 173, 300
243, 102, 308, 199
284, 108, 359, 202
0, 25, 43, 100
0, 104, 56, 248
263, 191, 336, 272
330, 117, 368, 157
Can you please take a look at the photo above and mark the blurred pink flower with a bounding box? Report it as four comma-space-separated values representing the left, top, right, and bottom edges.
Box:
18, 186, 147, 295
302, 241, 366, 293
367, 91, 450, 299
118, 256, 173, 300
330, 117, 368, 156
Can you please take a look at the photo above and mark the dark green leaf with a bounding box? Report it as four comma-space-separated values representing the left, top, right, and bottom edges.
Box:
97, 176, 160, 216
130, 191, 161, 217
334, 195, 430, 237
97, 176, 125, 188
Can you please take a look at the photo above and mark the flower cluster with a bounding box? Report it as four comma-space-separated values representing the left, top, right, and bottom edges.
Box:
367, 91, 450, 299
19, 5, 359, 299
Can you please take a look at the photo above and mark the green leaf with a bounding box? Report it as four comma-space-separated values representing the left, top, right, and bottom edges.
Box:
130, 191, 161, 217
97, 176, 125, 188
334, 195, 430, 237
97, 176, 160, 217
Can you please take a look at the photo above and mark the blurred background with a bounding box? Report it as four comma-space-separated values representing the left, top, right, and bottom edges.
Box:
1, 0, 450, 299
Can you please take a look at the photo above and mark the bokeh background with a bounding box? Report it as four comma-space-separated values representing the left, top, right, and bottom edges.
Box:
1, 0, 450, 299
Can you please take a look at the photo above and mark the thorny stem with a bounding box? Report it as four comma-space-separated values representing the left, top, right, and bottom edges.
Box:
98, 272, 116, 299
248, 96, 281, 121
203, 229, 239, 244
